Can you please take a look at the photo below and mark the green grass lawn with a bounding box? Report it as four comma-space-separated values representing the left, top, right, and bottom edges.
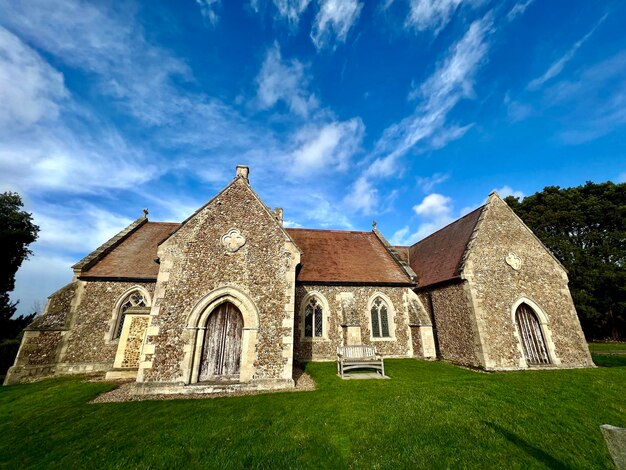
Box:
589, 342, 626, 352
1, 359, 625, 469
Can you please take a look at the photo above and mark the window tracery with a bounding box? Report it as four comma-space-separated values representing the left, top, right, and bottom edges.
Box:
304, 297, 323, 338
114, 291, 147, 339
371, 296, 390, 338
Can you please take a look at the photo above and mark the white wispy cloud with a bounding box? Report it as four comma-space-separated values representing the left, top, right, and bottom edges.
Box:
0, 0, 280, 314
305, 194, 354, 229
196, 0, 221, 25
544, 51, 626, 144
416, 173, 450, 192
0, 27, 68, 131
504, 91, 534, 122
0, 130, 159, 194
289, 119, 364, 176
0, 0, 197, 129
311, 0, 363, 49
272, 0, 312, 25
506, 0, 535, 21
344, 176, 378, 214
528, 13, 608, 90
256, 43, 318, 117
346, 14, 493, 214
413, 193, 452, 217
379, 15, 491, 164
391, 192, 457, 245
0, 25, 160, 195
33, 203, 134, 254
390, 225, 410, 245
405, 0, 483, 34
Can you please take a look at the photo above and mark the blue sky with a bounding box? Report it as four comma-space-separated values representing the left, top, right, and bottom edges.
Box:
1, 0, 625, 315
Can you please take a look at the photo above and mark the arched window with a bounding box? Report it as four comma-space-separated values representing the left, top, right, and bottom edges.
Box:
304, 297, 323, 338
515, 303, 550, 365
370, 296, 390, 338
114, 290, 147, 339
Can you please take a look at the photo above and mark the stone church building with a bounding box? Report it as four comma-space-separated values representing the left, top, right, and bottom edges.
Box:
5, 166, 593, 392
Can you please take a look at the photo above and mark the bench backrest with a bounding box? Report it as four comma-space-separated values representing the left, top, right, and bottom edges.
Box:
337, 345, 376, 358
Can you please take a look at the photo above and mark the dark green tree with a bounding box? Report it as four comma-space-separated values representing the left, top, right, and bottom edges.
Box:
505, 182, 626, 340
0, 192, 40, 340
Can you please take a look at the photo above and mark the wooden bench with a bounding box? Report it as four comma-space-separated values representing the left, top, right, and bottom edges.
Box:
337, 345, 385, 378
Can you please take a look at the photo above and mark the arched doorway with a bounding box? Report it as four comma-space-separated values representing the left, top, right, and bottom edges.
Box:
199, 302, 244, 381
515, 303, 551, 365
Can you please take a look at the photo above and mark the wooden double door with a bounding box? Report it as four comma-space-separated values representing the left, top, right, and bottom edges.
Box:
199, 302, 244, 382
515, 303, 551, 365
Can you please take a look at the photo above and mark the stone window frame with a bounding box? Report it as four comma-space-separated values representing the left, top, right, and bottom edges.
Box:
510, 297, 560, 367
299, 291, 330, 342
367, 292, 397, 342
107, 286, 152, 343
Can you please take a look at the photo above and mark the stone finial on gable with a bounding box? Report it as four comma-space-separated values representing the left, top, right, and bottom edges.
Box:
488, 190, 501, 201
273, 208, 283, 225
236, 165, 249, 181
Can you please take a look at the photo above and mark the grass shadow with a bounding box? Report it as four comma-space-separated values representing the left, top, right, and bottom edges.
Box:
484, 421, 570, 469
592, 354, 626, 367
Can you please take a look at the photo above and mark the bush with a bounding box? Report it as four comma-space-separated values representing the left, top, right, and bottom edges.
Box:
0, 339, 20, 377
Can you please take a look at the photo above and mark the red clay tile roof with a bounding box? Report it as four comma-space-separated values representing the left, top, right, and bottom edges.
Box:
80, 222, 180, 279
406, 206, 484, 288
286, 229, 412, 284
79, 223, 411, 284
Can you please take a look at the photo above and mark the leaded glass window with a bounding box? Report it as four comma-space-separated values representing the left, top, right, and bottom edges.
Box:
304, 297, 323, 338
371, 297, 391, 338
114, 291, 146, 339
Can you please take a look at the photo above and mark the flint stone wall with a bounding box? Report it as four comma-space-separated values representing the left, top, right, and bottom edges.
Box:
428, 282, 483, 368
463, 195, 593, 369
121, 316, 150, 368
8, 282, 78, 373
12, 331, 64, 367
294, 285, 417, 361
30, 282, 77, 330
62, 281, 155, 366
140, 178, 298, 384
5, 280, 154, 383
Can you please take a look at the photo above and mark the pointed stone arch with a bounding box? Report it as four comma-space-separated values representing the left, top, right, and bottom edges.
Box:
184, 286, 260, 384
299, 291, 330, 341
366, 292, 397, 341
511, 297, 560, 367
108, 285, 152, 342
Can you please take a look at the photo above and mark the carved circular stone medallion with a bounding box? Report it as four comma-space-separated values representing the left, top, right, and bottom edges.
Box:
505, 252, 522, 271
221, 228, 246, 253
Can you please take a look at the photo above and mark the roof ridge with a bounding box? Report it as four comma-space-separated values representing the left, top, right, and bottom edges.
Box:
457, 205, 489, 277
72, 215, 148, 274
372, 227, 416, 283
285, 228, 370, 234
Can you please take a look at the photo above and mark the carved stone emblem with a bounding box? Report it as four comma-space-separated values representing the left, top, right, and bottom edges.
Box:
505, 252, 522, 271
221, 228, 246, 253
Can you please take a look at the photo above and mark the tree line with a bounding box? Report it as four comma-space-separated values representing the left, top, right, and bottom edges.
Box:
505, 181, 625, 341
